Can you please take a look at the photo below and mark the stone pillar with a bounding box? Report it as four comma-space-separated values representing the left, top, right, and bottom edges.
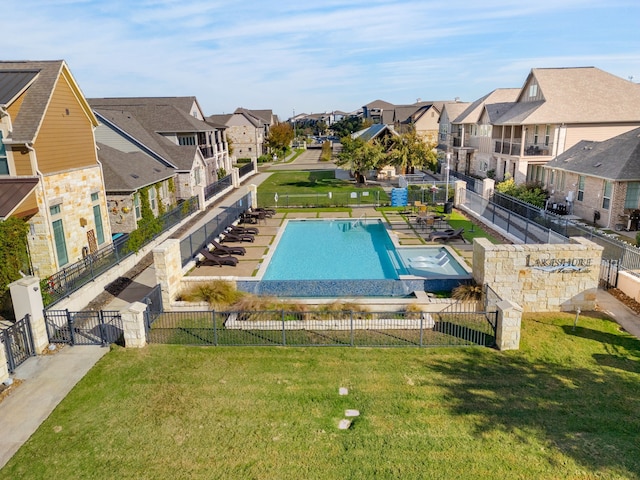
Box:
496, 299, 523, 350
482, 178, 495, 199
0, 342, 9, 383
248, 184, 258, 209
252, 156, 258, 172
453, 180, 466, 207
153, 239, 183, 310
121, 302, 147, 348
196, 185, 206, 211
9, 276, 49, 354
232, 167, 240, 188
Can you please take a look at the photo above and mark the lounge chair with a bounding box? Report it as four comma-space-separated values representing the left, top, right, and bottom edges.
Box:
209, 241, 246, 256
227, 224, 259, 235
409, 251, 447, 263
428, 227, 464, 242
254, 207, 275, 217
196, 249, 238, 267
220, 231, 254, 243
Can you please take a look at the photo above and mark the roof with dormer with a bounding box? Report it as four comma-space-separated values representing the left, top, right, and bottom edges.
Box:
494, 67, 640, 125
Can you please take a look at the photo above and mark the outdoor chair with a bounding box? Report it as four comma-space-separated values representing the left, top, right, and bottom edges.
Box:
196, 249, 238, 267
427, 227, 465, 243
220, 231, 254, 243
209, 241, 246, 256
227, 224, 259, 235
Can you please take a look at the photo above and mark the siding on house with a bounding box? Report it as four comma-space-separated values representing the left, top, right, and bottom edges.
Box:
34, 75, 98, 174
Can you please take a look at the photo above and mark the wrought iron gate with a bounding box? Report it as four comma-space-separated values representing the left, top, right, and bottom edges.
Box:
599, 259, 619, 290
44, 309, 124, 346
1, 315, 36, 373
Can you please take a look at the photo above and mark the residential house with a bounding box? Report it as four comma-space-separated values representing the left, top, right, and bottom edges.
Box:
89, 97, 229, 200
97, 143, 176, 234
437, 99, 471, 153
447, 89, 519, 177
209, 108, 277, 160
489, 67, 640, 184
362, 100, 396, 124
351, 123, 400, 179
0, 60, 111, 277
543, 127, 640, 230
392, 101, 446, 142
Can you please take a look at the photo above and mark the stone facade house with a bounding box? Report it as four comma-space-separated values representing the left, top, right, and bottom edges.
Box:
89, 97, 229, 201
97, 143, 176, 234
0, 60, 111, 277
392, 102, 444, 143
437, 100, 471, 152
208, 108, 276, 161
543, 127, 640, 230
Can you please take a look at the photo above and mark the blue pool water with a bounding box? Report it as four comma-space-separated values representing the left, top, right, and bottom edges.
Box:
263, 219, 400, 280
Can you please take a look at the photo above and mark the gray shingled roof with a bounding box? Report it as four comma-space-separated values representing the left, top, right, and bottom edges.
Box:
496, 67, 640, 125
0, 61, 64, 143
545, 127, 640, 181
98, 143, 175, 193
352, 123, 398, 141
91, 102, 200, 171
453, 88, 520, 124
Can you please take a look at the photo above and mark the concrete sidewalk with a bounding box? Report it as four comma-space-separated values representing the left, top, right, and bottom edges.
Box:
0, 345, 109, 469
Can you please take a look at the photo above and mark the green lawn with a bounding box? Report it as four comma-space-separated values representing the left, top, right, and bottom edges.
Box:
2, 312, 639, 479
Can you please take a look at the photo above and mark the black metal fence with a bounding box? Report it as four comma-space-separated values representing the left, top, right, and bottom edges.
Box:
179, 193, 251, 266
204, 175, 233, 201
238, 161, 254, 178
44, 196, 198, 306
142, 284, 163, 327
1, 315, 35, 373
145, 309, 496, 348
450, 170, 483, 193
256, 190, 385, 208
44, 309, 123, 346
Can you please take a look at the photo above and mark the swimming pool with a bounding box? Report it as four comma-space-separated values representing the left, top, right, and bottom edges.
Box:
236, 218, 473, 298
262, 219, 400, 280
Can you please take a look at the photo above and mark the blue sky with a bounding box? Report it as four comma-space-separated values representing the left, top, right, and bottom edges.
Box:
5, 0, 640, 119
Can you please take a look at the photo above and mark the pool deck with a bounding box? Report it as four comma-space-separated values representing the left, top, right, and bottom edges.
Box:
189, 207, 473, 278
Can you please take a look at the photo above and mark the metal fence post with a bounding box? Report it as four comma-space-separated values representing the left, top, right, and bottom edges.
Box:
419, 313, 424, 347
282, 309, 286, 346
350, 311, 354, 346
212, 311, 217, 346
66, 309, 76, 346
98, 311, 107, 347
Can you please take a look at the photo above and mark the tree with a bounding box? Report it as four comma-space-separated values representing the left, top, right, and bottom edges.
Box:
337, 136, 385, 184
266, 123, 294, 158
332, 116, 369, 138
0, 217, 30, 298
387, 129, 438, 174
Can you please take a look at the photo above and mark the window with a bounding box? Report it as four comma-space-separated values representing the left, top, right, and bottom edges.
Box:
533, 125, 539, 144
91, 192, 105, 245
149, 187, 156, 211
602, 181, 612, 210
559, 171, 566, 190
0, 131, 8, 174
549, 170, 555, 188
577, 176, 585, 201
544, 125, 550, 146
529, 83, 538, 97
194, 167, 201, 186
625, 182, 640, 209
178, 135, 196, 146
49, 204, 61, 215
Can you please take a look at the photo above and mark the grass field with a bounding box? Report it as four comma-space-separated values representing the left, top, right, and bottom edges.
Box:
1, 312, 639, 479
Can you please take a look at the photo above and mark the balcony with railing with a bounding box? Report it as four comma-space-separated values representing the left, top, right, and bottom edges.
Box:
523, 143, 552, 156
199, 145, 214, 158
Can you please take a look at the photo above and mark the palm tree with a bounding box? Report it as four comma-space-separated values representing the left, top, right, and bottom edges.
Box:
387, 129, 438, 174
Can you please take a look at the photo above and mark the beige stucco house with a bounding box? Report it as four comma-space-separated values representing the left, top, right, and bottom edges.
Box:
0, 60, 111, 277
442, 67, 640, 185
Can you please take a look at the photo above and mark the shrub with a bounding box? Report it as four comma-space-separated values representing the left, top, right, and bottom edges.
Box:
451, 283, 483, 302
180, 280, 245, 308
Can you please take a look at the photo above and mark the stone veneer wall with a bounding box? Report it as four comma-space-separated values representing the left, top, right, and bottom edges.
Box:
473, 237, 603, 312
28, 165, 111, 277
